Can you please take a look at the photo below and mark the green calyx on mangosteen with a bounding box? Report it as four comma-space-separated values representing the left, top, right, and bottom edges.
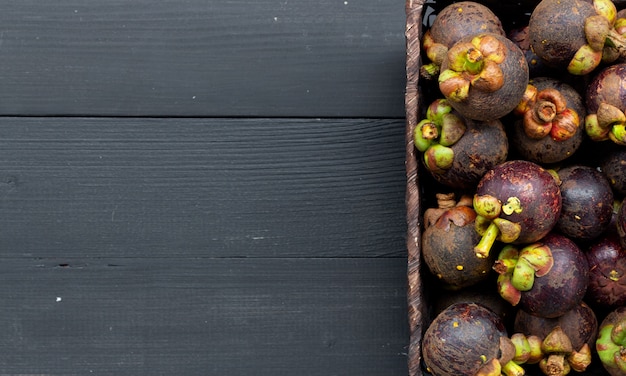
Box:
596, 306, 626, 376
493, 243, 554, 306
585, 63, 626, 145
414, 98, 509, 190
528, 0, 626, 75
438, 33, 529, 121
420, 1, 505, 80
414, 99, 466, 173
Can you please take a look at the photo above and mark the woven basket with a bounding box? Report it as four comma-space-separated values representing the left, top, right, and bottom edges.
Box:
404, 1, 426, 375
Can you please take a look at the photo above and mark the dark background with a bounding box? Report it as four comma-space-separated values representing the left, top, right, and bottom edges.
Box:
0, 1, 410, 374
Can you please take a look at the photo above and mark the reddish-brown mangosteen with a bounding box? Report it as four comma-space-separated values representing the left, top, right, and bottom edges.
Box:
516, 233, 589, 318
596, 306, 626, 376
555, 164, 614, 241
585, 63, 626, 145
514, 302, 598, 351
422, 193, 494, 290
585, 231, 626, 309
422, 302, 514, 376
528, 0, 625, 75
472, 160, 562, 259
510, 77, 586, 164
413, 99, 508, 190
438, 32, 529, 121
421, 1, 505, 79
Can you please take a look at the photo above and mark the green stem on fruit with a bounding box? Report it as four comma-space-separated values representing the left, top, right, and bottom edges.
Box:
501, 360, 525, 376
474, 220, 499, 258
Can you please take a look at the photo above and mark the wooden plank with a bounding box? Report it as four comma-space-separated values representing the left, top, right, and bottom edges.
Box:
0, 257, 409, 375
0, 117, 407, 259
0, 1, 406, 118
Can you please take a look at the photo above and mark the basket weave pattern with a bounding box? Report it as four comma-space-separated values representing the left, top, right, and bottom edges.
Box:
404, 1, 425, 375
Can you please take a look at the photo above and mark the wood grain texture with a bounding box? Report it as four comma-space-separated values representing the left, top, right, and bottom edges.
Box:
0, 257, 409, 375
0, 0, 406, 118
0, 117, 407, 259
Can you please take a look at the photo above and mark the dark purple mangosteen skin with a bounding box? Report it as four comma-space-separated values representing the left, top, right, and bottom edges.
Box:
514, 302, 598, 350
519, 233, 589, 318
586, 63, 626, 115
529, 0, 596, 69
430, 118, 508, 190
475, 160, 561, 244
429, 1, 505, 48
422, 205, 492, 290
586, 232, 626, 309
422, 302, 507, 376
556, 165, 614, 241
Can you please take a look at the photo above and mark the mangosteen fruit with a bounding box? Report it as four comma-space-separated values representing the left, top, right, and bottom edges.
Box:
472, 160, 561, 259
438, 32, 529, 121
585, 231, 626, 309
414, 98, 508, 190
422, 193, 494, 289
585, 63, 626, 145
555, 164, 614, 241
514, 302, 598, 351
421, 1, 505, 79
514, 233, 589, 318
510, 77, 586, 164
596, 306, 626, 376
528, 0, 625, 75
422, 302, 515, 376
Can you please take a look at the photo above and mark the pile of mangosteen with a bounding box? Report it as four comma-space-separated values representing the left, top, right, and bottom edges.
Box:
415, 0, 626, 375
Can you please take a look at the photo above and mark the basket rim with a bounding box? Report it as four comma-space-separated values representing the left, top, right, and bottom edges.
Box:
404, 1, 426, 375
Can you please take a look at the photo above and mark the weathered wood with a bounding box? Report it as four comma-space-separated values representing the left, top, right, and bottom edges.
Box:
0, 117, 407, 259
0, 1, 406, 118
0, 257, 409, 375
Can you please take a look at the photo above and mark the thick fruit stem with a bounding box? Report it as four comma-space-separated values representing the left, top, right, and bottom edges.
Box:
474, 220, 499, 258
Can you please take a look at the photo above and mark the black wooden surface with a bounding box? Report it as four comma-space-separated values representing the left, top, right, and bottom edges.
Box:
0, 1, 410, 375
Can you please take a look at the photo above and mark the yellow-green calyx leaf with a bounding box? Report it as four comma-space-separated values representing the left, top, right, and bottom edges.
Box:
568, 44, 603, 75
502, 197, 522, 215
593, 0, 617, 25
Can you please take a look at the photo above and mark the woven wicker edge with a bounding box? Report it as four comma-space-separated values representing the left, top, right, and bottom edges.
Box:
405, 1, 425, 375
